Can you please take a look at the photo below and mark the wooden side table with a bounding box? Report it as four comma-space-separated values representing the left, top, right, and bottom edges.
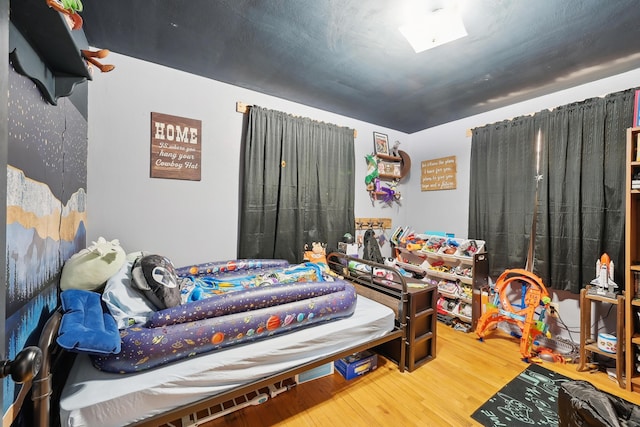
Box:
577, 287, 625, 388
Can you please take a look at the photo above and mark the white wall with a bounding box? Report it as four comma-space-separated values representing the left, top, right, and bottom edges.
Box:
403, 67, 640, 237
87, 52, 410, 267
89, 52, 639, 340
400, 68, 640, 339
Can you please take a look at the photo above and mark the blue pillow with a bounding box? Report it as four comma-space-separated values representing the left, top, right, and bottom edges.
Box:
57, 290, 121, 355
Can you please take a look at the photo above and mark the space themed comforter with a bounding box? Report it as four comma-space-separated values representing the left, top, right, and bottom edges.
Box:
91, 260, 357, 373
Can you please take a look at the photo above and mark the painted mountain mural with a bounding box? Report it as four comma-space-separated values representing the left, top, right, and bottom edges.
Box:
7, 166, 86, 314
5, 68, 88, 418
4, 168, 86, 417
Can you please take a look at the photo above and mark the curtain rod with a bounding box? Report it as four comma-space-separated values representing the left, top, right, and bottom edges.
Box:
236, 102, 358, 138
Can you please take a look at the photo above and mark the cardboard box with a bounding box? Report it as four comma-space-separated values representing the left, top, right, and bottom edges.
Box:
334, 351, 378, 380
295, 362, 334, 384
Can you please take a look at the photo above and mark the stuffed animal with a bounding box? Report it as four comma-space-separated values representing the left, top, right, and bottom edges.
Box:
46, 0, 83, 30
303, 241, 328, 265
82, 49, 115, 73
131, 254, 181, 310
60, 237, 126, 291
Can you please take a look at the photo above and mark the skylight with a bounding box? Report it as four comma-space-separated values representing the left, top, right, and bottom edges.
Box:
399, 6, 467, 53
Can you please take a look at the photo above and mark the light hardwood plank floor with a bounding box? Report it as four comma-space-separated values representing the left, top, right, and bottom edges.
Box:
199, 323, 640, 426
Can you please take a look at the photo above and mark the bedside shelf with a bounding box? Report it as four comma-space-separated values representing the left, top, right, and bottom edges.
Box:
578, 287, 624, 388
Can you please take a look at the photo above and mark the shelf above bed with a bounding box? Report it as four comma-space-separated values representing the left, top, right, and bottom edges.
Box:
9, 0, 92, 104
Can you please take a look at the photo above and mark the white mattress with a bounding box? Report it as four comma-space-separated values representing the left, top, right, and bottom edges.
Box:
59, 295, 395, 427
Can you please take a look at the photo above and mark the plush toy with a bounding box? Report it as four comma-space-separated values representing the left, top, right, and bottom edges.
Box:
303, 241, 328, 265
82, 49, 115, 73
391, 140, 401, 157
364, 154, 379, 187
131, 254, 182, 310
46, 0, 83, 30
60, 237, 126, 291
131, 255, 181, 310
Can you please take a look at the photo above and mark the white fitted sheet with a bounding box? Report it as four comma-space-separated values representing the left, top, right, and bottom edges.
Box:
59, 295, 395, 427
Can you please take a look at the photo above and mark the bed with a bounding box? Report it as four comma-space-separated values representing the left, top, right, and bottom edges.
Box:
26, 253, 410, 427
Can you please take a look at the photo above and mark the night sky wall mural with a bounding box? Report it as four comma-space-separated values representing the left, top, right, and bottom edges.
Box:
4, 66, 87, 422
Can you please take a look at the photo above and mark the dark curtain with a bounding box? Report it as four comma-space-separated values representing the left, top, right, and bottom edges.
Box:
238, 106, 355, 263
469, 88, 635, 293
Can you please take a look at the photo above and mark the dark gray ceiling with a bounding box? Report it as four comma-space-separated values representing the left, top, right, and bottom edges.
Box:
80, 0, 640, 133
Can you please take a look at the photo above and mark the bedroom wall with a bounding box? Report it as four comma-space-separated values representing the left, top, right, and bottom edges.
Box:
88, 52, 640, 342
3, 66, 88, 420
87, 52, 410, 267
402, 67, 640, 237
400, 67, 640, 341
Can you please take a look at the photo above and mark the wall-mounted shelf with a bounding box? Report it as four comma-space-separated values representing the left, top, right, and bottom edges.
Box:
375, 150, 411, 180
9, 0, 91, 104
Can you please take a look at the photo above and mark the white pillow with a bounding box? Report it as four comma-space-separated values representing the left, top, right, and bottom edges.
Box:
102, 261, 156, 329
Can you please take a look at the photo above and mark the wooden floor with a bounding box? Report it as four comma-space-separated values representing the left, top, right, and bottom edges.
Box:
200, 323, 640, 427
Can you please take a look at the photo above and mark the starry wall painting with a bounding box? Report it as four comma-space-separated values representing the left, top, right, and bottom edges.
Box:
4, 67, 87, 417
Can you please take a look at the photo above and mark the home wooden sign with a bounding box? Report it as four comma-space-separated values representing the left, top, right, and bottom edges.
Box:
421, 155, 457, 191
150, 112, 202, 181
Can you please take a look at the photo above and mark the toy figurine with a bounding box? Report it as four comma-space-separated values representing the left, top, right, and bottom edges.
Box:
47, 0, 84, 30
82, 49, 115, 73
364, 154, 379, 186
391, 140, 401, 157
589, 253, 618, 297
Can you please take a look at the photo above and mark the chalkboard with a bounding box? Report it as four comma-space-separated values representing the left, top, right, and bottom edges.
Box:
421, 156, 456, 191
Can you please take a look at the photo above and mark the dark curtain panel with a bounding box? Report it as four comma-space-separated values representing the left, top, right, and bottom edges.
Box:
468, 116, 537, 276
469, 89, 635, 293
238, 106, 355, 263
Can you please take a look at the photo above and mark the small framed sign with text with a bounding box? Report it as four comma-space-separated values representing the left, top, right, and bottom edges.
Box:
150, 112, 202, 181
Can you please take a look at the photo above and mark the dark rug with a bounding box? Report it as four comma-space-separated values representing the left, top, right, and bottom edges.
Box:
471, 363, 571, 427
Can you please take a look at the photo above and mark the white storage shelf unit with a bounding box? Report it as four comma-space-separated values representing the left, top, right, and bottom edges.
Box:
394, 235, 489, 331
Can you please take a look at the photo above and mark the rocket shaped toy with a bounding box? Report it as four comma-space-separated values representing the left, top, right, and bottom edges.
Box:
590, 253, 618, 296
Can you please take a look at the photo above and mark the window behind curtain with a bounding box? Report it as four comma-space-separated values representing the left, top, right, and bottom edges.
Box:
469, 89, 635, 293
238, 106, 355, 263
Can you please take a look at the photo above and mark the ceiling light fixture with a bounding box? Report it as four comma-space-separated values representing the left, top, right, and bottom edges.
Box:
399, 7, 467, 53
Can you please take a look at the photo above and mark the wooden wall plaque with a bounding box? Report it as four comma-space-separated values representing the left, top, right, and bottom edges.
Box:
150, 112, 202, 181
421, 156, 457, 191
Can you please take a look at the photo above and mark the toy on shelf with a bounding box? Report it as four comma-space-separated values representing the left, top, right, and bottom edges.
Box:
476, 268, 551, 361
391, 140, 401, 157
364, 154, 379, 188
371, 178, 401, 205
47, 0, 84, 30
588, 253, 618, 297
82, 49, 115, 73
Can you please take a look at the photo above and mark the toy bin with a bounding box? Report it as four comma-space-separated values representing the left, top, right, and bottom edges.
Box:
335, 351, 378, 380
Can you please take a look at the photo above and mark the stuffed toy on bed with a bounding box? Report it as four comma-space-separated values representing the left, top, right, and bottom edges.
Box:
303, 241, 328, 265
131, 254, 181, 310
60, 237, 126, 291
